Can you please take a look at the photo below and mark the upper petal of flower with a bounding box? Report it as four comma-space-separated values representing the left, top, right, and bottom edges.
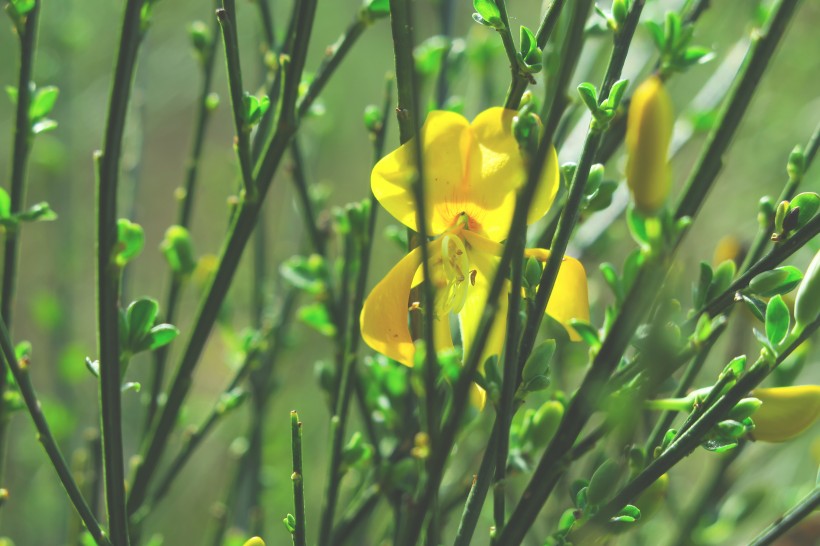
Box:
371, 111, 471, 236
467, 108, 560, 240
371, 108, 560, 240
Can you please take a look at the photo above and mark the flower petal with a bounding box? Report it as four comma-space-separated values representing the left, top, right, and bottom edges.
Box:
458, 250, 509, 370
361, 243, 453, 367
525, 249, 590, 341
361, 247, 422, 366
466, 108, 560, 240
371, 111, 471, 235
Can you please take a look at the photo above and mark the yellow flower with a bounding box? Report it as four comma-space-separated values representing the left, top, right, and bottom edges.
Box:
360, 107, 590, 373
625, 76, 674, 214
751, 386, 820, 442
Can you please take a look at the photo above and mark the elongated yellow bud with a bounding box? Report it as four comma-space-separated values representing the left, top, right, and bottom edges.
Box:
243, 538, 265, 546
751, 386, 820, 442
626, 76, 674, 214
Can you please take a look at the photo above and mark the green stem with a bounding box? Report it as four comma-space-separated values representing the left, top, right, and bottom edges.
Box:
291, 411, 307, 546
217, 0, 256, 200
126, 0, 318, 518
740, 122, 820, 271
316, 77, 393, 546
0, 0, 39, 490
0, 317, 111, 546
674, 0, 798, 220
591, 317, 820, 528
146, 0, 221, 437
454, 422, 499, 546
504, 0, 567, 109
330, 484, 381, 544
96, 0, 146, 542
667, 447, 741, 546
498, 5, 797, 543
748, 487, 820, 546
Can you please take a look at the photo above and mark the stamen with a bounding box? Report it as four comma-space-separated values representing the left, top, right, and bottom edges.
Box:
437, 234, 471, 315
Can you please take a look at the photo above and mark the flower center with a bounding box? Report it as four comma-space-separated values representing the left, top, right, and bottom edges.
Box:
437, 233, 471, 316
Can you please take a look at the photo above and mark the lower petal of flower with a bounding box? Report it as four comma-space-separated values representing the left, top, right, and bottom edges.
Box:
458, 251, 509, 371
525, 249, 590, 341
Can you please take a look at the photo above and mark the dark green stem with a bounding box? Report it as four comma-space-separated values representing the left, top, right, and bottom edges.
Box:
0, 0, 40, 490
291, 411, 307, 546
454, 422, 499, 546
749, 487, 820, 546
146, 0, 221, 437
591, 317, 820, 528
740, 122, 820, 271
674, 0, 798, 220
0, 317, 111, 546
96, 0, 146, 542
498, 5, 797, 543
331, 485, 381, 544
504, 0, 567, 109
217, 0, 255, 199
126, 0, 318, 517
667, 447, 741, 546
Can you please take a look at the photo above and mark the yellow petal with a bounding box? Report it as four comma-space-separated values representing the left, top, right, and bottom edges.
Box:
625, 76, 673, 214
467, 108, 560, 240
525, 249, 590, 341
750, 386, 820, 443
361, 247, 422, 366
371, 111, 471, 235
458, 250, 509, 370
361, 243, 453, 367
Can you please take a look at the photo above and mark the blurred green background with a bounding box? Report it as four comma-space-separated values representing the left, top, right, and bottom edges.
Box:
0, 0, 818, 544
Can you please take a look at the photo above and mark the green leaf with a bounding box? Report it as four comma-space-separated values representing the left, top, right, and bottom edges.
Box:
16, 201, 57, 222
706, 260, 736, 302
644, 21, 665, 51
664, 12, 681, 50
414, 35, 449, 77
5, 86, 18, 106
587, 459, 622, 505
611, 504, 641, 523
740, 294, 766, 322
114, 219, 145, 267
0, 188, 10, 219
600, 262, 623, 304
748, 266, 803, 298
519, 25, 536, 57
29, 86, 59, 121
32, 118, 58, 135
298, 302, 336, 336
764, 295, 790, 346
363, 0, 390, 19
125, 298, 159, 349
569, 320, 600, 348
522, 340, 555, 382
680, 46, 714, 66
10, 0, 35, 15
280, 254, 328, 295
472, 0, 503, 29
160, 225, 197, 277
788, 192, 820, 230
577, 82, 599, 114
604, 79, 629, 110
146, 324, 180, 352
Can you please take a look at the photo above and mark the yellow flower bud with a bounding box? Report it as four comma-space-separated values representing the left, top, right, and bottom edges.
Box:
625, 76, 674, 214
243, 538, 265, 546
750, 386, 820, 442
634, 473, 669, 521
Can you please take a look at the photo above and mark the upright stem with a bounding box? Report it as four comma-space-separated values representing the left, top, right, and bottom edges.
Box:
96, 0, 146, 543
290, 411, 307, 546
126, 0, 318, 517
217, 0, 256, 199
0, 317, 111, 546
147, 0, 221, 436
749, 487, 820, 546
0, 0, 40, 490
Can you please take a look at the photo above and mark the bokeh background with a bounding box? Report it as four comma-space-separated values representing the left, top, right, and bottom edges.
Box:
0, 0, 818, 544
